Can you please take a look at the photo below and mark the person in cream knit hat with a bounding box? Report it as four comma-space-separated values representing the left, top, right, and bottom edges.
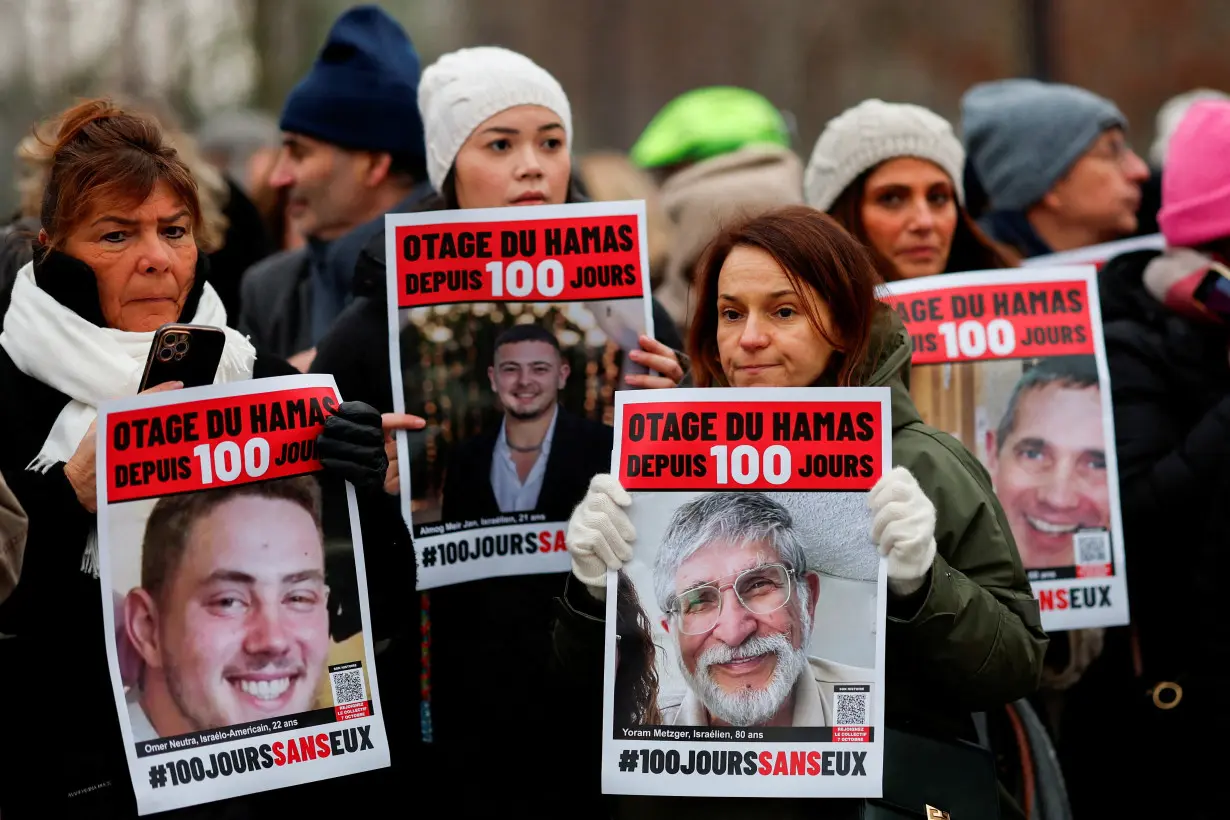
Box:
805, 99, 964, 213
806, 98, 1012, 280
418, 46, 573, 199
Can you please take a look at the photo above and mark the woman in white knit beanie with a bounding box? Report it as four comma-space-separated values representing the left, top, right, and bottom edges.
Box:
418, 46, 580, 208
415, 45, 682, 372
805, 99, 1014, 281
404, 48, 684, 813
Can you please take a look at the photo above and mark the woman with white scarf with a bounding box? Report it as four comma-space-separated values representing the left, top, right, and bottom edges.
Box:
0, 99, 418, 816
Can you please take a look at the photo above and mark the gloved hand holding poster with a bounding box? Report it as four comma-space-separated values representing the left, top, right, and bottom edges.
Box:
879, 267, 1130, 632
95, 375, 389, 815
384, 201, 655, 590
602, 387, 889, 799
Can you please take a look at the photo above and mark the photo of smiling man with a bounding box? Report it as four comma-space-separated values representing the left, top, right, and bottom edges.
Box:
122, 476, 332, 740
985, 355, 1110, 571
653, 493, 874, 728
439, 323, 613, 523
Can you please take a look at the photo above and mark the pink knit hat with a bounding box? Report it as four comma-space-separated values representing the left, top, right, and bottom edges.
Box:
1158, 100, 1230, 247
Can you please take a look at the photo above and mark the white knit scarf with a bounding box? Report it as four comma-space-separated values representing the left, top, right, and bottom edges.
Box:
0, 260, 256, 576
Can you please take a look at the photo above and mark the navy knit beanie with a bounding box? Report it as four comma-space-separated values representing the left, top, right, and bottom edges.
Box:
280, 5, 425, 160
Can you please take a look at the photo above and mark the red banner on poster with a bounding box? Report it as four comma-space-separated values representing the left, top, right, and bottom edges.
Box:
394, 213, 643, 307
617, 400, 884, 492
105, 387, 337, 502
880, 280, 1095, 365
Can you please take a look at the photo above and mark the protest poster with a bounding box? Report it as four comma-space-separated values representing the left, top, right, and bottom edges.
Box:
96, 375, 389, 815
879, 268, 1130, 631
602, 388, 889, 799
385, 201, 654, 590
1021, 233, 1164, 269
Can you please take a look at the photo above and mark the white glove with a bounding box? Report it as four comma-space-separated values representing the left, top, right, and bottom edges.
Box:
869, 466, 938, 597
566, 474, 636, 601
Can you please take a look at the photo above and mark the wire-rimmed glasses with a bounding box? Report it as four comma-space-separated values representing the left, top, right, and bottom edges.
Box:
668, 563, 796, 636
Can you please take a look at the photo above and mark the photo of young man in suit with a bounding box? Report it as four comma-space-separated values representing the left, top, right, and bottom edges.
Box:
440, 324, 614, 523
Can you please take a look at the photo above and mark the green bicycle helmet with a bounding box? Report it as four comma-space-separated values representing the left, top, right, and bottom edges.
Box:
631, 86, 791, 169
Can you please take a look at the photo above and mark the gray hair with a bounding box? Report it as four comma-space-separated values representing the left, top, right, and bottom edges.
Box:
653, 492, 808, 613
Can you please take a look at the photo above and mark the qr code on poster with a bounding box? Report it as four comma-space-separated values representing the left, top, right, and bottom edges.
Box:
1075, 530, 1111, 565
834, 687, 869, 726
330, 668, 366, 705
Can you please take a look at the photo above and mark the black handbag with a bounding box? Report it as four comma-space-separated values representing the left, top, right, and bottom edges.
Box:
858, 727, 1001, 819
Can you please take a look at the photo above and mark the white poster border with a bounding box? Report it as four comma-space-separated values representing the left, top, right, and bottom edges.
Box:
600, 386, 890, 798
96, 374, 390, 814
881, 267, 1130, 631
384, 200, 656, 589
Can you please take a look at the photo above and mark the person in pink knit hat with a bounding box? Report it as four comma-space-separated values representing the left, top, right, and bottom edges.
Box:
1056, 98, 1230, 819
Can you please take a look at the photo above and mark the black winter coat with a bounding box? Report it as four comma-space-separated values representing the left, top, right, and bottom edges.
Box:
1097, 250, 1230, 689
1053, 248, 1230, 819
0, 251, 417, 818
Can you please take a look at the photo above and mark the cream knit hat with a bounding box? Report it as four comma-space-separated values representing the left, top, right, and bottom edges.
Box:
804, 99, 965, 212
418, 46, 573, 192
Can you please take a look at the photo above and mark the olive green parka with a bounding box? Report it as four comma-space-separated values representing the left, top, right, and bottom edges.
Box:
549, 306, 1047, 819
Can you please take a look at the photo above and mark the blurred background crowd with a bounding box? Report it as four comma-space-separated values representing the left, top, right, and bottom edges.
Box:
1, 0, 1227, 220
2, 1, 1228, 817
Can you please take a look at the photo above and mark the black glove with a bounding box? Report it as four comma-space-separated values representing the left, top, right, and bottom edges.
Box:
317, 401, 387, 492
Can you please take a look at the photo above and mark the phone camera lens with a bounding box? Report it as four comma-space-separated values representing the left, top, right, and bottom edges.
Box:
157, 346, 174, 362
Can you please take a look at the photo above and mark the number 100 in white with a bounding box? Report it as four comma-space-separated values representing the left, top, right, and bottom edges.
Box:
487, 259, 565, 297
194, 438, 270, 484
937, 319, 1015, 358
710, 444, 791, 485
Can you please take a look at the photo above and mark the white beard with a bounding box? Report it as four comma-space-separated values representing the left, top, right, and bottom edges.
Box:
678, 600, 813, 727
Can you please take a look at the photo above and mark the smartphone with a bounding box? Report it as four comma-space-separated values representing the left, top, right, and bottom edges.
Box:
139, 323, 226, 392
1192, 262, 1230, 320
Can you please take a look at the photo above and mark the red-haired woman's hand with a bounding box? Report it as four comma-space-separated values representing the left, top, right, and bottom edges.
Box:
624, 334, 684, 389
380, 412, 427, 495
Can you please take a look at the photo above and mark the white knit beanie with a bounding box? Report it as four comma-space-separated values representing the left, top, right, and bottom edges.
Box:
418, 46, 573, 192
804, 99, 965, 213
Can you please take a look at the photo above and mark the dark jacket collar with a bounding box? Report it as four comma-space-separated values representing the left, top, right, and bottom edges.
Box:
31, 247, 210, 328
978, 210, 1053, 259
1097, 248, 1166, 327
352, 185, 446, 299
863, 306, 921, 435
351, 184, 585, 300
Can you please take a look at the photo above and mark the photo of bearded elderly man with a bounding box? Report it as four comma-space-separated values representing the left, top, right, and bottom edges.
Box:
649, 492, 875, 728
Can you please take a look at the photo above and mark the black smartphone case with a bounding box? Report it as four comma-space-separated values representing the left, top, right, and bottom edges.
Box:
140, 324, 226, 390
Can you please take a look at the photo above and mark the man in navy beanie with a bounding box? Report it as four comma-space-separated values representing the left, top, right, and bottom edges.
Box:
238, 4, 431, 367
